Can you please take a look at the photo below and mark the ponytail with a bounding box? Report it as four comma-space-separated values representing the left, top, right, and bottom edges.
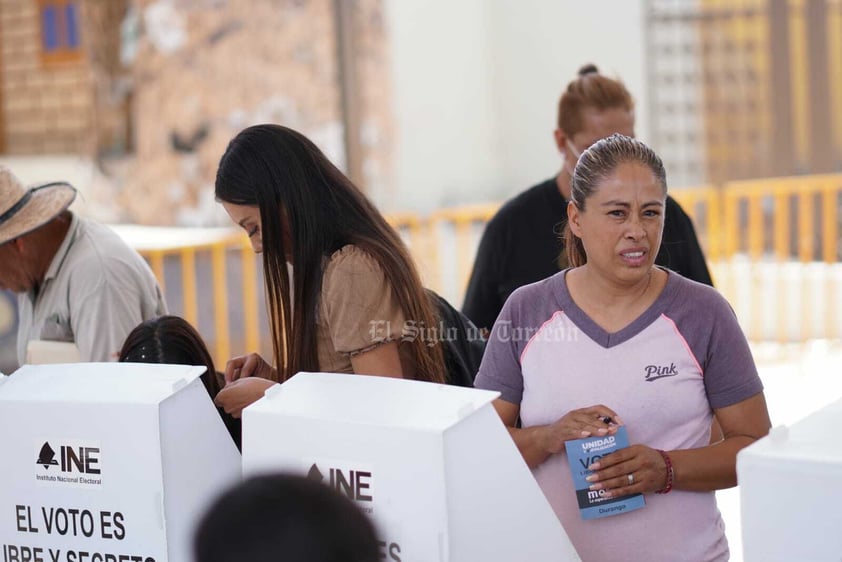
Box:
562, 221, 587, 267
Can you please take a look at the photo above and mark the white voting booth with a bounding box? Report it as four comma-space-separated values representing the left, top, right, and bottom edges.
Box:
0, 363, 240, 562
242, 372, 580, 562
738, 397, 842, 562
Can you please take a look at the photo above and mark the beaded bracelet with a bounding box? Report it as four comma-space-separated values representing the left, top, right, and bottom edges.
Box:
655, 449, 674, 494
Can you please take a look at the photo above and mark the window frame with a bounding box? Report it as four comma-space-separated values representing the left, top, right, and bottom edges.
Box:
38, 0, 83, 65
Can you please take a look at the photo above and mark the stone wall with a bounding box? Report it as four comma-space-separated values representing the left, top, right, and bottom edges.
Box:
118, 0, 394, 225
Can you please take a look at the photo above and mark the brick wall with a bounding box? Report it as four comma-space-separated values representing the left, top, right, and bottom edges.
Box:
0, 0, 395, 225
0, 0, 95, 154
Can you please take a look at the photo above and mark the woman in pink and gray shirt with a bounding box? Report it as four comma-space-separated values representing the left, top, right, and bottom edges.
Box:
475, 134, 771, 562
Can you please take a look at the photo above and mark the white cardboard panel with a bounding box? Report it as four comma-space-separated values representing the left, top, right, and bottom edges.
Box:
160, 377, 241, 562
3, 363, 203, 404
1, 398, 167, 561
443, 403, 581, 561
253, 371, 498, 429
738, 397, 842, 562
0, 363, 241, 562
243, 373, 580, 562
244, 409, 450, 561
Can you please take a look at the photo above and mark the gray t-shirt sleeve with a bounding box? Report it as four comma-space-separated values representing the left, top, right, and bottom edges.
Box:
474, 295, 524, 403
474, 280, 558, 404
670, 280, 763, 409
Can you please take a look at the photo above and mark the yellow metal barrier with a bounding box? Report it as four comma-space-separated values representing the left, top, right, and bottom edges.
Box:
669, 185, 722, 262
133, 173, 842, 367
128, 228, 265, 370
427, 203, 500, 294
722, 174, 842, 262
384, 210, 435, 284
715, 174, 842, 342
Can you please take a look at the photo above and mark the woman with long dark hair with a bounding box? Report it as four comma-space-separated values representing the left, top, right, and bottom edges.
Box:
214, 124, 446, 416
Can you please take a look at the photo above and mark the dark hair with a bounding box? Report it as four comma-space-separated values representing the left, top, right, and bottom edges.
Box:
119, 315, 220, 394
557, 64, 634, 137
215, 124, 445, 383
120, 315, 241, 450
564, 134, 667, 267
194, 473, 380, 562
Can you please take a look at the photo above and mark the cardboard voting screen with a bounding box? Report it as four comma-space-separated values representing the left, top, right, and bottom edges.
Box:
738, 397, 842, 562
0, 363, 241, 562
242, 372, 581, 562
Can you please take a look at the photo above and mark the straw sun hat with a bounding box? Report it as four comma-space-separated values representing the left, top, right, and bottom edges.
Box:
0, 166, 76, 246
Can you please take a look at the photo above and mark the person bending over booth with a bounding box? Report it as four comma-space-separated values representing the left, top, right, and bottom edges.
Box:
0, 167, 166, 365
212, 124, 451, 417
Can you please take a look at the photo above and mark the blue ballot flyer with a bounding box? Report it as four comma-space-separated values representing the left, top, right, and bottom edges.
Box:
564, 426, 646, 520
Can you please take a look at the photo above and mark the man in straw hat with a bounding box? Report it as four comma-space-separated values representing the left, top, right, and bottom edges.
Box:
0, 166, 167, 366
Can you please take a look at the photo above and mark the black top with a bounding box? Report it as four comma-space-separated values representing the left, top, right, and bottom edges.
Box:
462, 177, 713, 331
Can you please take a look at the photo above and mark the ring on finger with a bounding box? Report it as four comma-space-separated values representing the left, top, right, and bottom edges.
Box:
627, 473, 634, 485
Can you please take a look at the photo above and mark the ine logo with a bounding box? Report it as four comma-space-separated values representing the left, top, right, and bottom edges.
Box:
36, 442, 59, 470
35, 441, 100, 474
33, 439, 103, 487
307, 461, 374, 504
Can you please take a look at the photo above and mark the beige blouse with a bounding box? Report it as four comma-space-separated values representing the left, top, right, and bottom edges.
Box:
316, 245, 417, 377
